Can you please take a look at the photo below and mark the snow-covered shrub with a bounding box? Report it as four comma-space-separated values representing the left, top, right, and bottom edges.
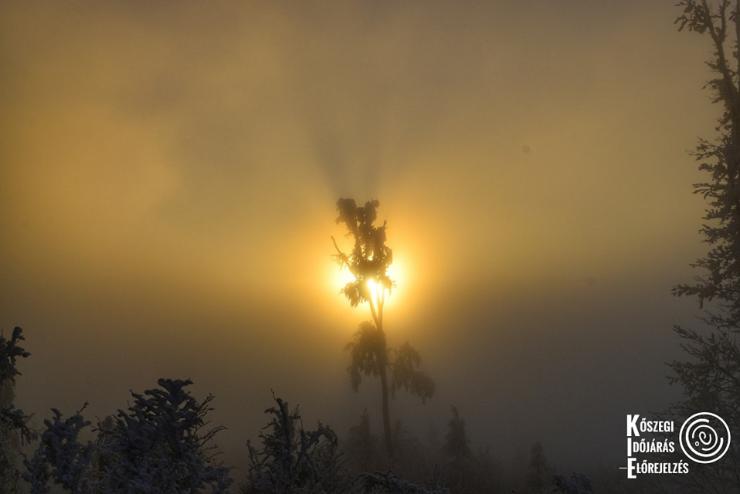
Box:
243, 395, 347, 494
553, 473, 593, 494
24, 378, 232, 494
23, 406, 94, 494
244, 396, 449, 494
98, 378, 231, 493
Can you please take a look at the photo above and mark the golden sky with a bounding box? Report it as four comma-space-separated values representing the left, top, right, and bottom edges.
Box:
0, 0, 719, 469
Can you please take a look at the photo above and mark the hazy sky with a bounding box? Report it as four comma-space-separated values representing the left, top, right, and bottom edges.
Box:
0, 0, 719, 471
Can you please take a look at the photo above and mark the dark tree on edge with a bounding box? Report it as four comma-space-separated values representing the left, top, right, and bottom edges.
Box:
0, 327, 32, 493
671, 0, 740, 491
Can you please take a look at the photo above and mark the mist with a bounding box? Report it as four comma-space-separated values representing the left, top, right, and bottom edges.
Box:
0, 0, 718, 484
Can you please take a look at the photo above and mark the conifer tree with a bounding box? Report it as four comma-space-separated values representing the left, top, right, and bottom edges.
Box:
670, 1, 740, 489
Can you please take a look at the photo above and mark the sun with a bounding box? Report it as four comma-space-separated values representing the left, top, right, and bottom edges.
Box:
331, 258, 406, 310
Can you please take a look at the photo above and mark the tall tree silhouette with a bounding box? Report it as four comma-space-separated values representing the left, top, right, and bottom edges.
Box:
332, 198, 434, 458
670, 0, 740, 490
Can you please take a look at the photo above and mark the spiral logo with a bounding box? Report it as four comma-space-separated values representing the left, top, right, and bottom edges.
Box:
679, 412, 731, 464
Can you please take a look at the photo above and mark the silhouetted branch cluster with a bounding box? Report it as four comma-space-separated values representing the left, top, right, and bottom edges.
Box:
0, 326, 30, 385
672, 0, 740, 325
346, 324, 435, 404
333, 198, 394, 308
347, 322, 386, 391
0, 326, 33, 492
670, 0, 740, 491
1, 328, 621, 493
102, 378, 231, 493
390, 343, 435, 403
24, 406, 93, 494
244, 395, 346, 494
23, 378, 232, 494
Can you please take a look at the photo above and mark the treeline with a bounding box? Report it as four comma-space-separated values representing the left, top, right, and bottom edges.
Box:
1, 326, 626, 494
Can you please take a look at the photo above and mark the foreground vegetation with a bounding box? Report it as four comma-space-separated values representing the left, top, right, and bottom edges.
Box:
2, 327, 617, 494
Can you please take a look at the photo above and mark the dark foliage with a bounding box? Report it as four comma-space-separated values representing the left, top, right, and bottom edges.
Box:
672, 0, 740, 332
439, 407, 470, 493
244, 395, 347, 494
100, 378, 231, 493
24, 378, 232, 494
0, 327, 30, 385
442, 407, 470, 463
24, 406, 93, 494
435, 407, 504, 494
344, 410, 379, 472
0, 326, 33, 492
244, 396, 451, 494
333, 198, 394, 308
334, 198, 435, 458
347, 322, 386, 392
390, 344, 434, 404
552, 473, 592, 494
669, 1, 740, 490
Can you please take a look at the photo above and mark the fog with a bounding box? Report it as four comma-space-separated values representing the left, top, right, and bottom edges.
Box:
0, 0, 716, 473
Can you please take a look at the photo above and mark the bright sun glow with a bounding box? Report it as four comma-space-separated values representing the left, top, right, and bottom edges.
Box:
332, 259, 406, 310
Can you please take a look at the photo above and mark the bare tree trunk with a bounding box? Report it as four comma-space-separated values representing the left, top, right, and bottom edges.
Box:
371, 297, 394, 459
0, 379, 12, 408
379, 359, 393, 458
